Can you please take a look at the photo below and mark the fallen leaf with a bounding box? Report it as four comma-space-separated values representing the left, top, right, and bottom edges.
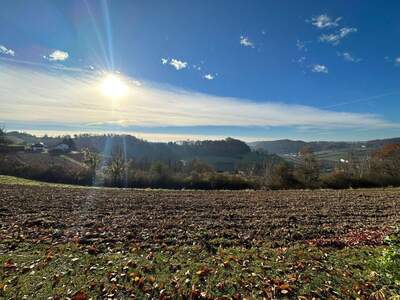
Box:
71, 291, 88, 300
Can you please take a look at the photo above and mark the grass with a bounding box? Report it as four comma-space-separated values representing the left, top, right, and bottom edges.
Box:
1, 243, 399, 299
0, 175, 50, 186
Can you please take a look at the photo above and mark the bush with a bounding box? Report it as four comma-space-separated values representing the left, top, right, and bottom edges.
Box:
102, 169, 257, 190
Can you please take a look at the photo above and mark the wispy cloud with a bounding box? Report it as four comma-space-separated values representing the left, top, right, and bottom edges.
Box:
161, 58, 168, 65
169, 58, 187, 70
0, 45, 15, 56
240, 36, 254, 48
320, 27, 357, 45
384, 56, 400, 66
338, 52, 361, 63
296, 56, 306, 65
44, 50, 69, 61
311, 64, 328, 74
193, 64, 201, 71
310, 14, 341, 29
296, 40, 308, 52
203, 74, 214, 80
0, 62, 396, 132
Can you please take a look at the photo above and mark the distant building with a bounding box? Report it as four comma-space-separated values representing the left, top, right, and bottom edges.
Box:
31, 142, 46, 152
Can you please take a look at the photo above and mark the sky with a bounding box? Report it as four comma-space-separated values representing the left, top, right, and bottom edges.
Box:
0, 0, 399, 142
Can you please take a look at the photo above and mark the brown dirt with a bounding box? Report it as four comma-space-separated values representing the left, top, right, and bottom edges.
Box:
1, 185, 399, 250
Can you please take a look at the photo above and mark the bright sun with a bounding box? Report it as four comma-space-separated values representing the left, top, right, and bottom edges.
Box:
100, 74, 128, 99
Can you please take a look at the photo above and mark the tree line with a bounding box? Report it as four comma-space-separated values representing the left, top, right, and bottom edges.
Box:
1, 130, 400, 190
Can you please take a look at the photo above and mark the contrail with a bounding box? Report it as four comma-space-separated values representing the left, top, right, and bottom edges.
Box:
324, 92, 399, 109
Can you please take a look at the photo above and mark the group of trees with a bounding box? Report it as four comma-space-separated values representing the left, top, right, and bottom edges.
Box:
264, 143, 400, 189
77, 142, 400, 190
95, 148, 255, 189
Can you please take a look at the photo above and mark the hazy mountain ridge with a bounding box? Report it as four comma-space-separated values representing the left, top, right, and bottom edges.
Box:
249, 137, 400, 154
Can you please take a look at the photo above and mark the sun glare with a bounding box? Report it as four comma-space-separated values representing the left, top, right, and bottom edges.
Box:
100, 74, 128, 99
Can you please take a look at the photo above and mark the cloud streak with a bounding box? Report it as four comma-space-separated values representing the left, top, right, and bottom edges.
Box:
320, 27, 357, 45
0, 62, 397, 133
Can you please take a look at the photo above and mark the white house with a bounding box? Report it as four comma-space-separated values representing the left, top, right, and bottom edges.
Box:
31, 142, 46, 152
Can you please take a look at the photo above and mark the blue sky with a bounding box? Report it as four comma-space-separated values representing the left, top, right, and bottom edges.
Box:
0, 0, 399, 142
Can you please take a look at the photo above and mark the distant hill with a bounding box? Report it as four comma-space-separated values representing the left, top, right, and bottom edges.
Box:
248, 137, 400, 155
5, 132, 274, 172
6, 132, 251, 159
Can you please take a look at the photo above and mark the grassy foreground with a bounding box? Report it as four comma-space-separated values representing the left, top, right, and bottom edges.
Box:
1, 242, 399, 299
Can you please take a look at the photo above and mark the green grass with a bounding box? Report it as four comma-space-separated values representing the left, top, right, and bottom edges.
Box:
0, 175, 50, 186
1, 243, 399, 299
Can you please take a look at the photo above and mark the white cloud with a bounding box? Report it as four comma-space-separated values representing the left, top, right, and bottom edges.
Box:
312, 64, 328, 74
161, 58, 168, 65
320, 27, 357, 45
395, 57, 400, 66
204, 74, 214, 80
45, 50, 69, 61
310, 14, 341, 29
0, 45, 15, 56
240, 36, 254, 48
169, 58, 187, 70
338, 52, 361, 63
0, 62, 396, 131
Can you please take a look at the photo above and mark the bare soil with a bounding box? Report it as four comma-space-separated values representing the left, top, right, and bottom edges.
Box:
1, 185, 399, 250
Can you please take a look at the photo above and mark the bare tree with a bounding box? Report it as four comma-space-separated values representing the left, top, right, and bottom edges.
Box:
0, 126, 8, 145
106, 148, 129, 186
295, 146, 320, 187
83, 148, 100, 184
